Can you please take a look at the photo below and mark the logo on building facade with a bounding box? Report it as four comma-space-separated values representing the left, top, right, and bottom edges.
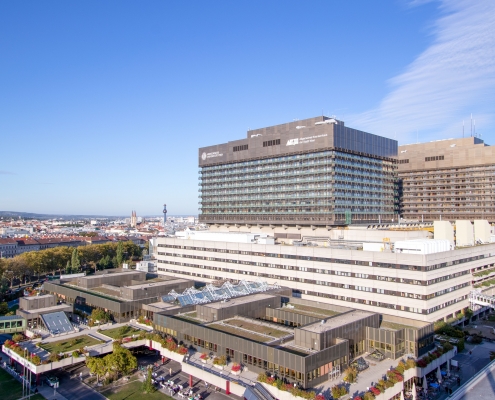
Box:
286, 138, 299, 146
201, 152, 207, 160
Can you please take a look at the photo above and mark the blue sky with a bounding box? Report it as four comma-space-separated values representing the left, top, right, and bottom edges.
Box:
1, 0, 494, 216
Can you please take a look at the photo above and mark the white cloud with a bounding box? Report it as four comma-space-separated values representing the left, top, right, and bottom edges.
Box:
349, 0, 495, 144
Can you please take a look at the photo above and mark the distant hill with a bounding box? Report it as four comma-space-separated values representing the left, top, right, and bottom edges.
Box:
0, 211, 124, 220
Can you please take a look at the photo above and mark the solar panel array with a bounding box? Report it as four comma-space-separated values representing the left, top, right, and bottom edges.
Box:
41, 311, 75, 335
163, 280, 280, 306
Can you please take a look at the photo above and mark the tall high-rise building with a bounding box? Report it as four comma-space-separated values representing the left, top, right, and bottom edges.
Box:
397, 137, 495, 223
199, 116, 398, 228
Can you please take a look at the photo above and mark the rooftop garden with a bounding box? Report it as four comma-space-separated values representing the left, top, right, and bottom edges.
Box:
281, 304, 340, 318
99, 325, 143, 339
208, 323, 275, 343
224, 319, 290, 338
38, 335, 102, 353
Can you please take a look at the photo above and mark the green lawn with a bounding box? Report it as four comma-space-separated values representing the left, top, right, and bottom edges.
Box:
102, 379, 174, 400
225, 319, 289, 338
100, 325, 143, 339
0, 368, 44, 400
208, 323, 274, 343
39, 335, 103, 353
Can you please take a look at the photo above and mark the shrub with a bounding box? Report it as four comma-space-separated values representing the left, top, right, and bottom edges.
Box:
343, 366, 358, 383
177, 346, 188, 355
48, 352, 61, 363
363, 393, 375, 400
396, 361, 405, 374
443, 342, 453, 352
213, 355, 227, 366
72, 351, 80, 358
315, 395, 325, 400
331, 385, 347, 399
406, 358, 416, 369
200, 352, 208, 360
231, 363, 241, 372
30, 355, 41, 365
12, 333, 25, 343
370, 387, 381, 395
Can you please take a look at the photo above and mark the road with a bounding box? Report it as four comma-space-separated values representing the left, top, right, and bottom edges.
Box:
48, 366, 106, 400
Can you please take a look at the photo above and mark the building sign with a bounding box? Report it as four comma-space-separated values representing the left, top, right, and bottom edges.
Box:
286, 134, 327, 146
201, 151, 223, 160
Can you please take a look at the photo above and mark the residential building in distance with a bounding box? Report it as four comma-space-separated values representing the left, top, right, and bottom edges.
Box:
199, 116, 398, 230
397, 137, 495, 223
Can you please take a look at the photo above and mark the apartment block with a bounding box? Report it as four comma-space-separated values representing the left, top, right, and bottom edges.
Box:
397, 137, 495, 223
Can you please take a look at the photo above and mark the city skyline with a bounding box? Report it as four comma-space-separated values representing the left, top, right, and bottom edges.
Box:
1, 0, 494, 216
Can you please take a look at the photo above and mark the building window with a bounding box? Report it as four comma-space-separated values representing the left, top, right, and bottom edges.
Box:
263, 139, 281, 147
233, 144, 248, 152
399, 159, 409, 164
425, 155, 444, 161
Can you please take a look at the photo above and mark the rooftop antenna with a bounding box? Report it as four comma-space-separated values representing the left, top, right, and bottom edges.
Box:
471, 113, 473, 137
462, 120, 464, 138
474, 119, 476, 137
416, 130, 418, 144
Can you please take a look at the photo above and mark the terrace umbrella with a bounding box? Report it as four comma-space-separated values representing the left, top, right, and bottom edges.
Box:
423, 377, 428, 393
400, 391, 405, 400
437, 366, 442, 384
412, 382, 417, 400
447, 359, 450, 376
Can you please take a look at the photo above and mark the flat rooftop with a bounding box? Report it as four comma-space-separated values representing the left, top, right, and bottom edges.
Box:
23, 294, 53, 300
278, 303, 341, 318
380, 320, 419, 331
18, 304, 72, 316
127, 278, 189, 290
204, 293, 276, 310
82, 270, 144, 280
301, 310, 374, 333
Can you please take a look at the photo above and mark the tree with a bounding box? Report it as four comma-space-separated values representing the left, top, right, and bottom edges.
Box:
0, 302, 9, 315
105, 343, 137, 378
90, 308, 111, 325
116, 242, 124, 267
71, 248, 81, 272
65, 261, 72, 275
2, 270, 14, 288
86, 357, 107, 384
142, 367, 156, 393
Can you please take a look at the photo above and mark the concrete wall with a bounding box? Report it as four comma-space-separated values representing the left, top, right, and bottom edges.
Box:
434, 221, 454, 244
456, 221, 474, 247
19, 295, 56, 311
474, 220, 491, 243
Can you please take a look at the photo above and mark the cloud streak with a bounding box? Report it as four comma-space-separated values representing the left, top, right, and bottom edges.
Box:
349, 0, 495, 144
0, 170, 15, 175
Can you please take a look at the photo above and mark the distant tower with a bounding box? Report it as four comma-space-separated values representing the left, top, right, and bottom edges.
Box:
162, 204, 167, 227
130, 210, 137, 228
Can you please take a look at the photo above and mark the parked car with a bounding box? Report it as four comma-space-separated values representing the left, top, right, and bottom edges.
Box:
45, 376, 59, 387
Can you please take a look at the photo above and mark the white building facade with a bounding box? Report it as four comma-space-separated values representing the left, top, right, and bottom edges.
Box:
155, 236, 495, 323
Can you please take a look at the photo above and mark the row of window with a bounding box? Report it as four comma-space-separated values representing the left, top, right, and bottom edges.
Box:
157, 261, 468, 307
159, 266, 463, 316
158, 253, 471, 288
399, 159, 409, 164
263, 139, 281, 147
425, 155, 444, 162
157, 243, 490, 272
233, 144, 248, 152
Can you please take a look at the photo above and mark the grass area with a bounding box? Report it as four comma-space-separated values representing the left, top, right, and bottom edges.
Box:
102, 379, 174, 400
0, 368, 45, 400
100, 325, 143, 339
208, 323, 274, 342
224, 319, 289, 338
176, 312, 203, 323
380, 321, 417, 331
281, 304, 340, 318
39, 335, 103, 353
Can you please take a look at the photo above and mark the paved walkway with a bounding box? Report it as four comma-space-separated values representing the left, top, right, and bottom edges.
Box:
315, 354, 397, 398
